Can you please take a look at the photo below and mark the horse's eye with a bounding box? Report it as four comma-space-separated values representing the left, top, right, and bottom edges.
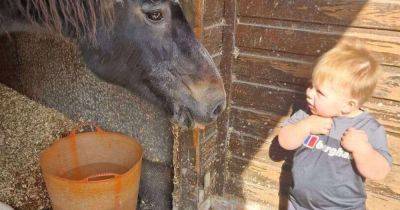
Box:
145, 11, 164, 22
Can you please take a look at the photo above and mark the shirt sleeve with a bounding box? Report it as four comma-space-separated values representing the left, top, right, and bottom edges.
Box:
367, 125, 393, 166
282, 109, 309, 127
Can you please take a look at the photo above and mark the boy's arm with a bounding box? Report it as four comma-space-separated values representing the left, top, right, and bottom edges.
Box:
342, 127, 391, 180
279, 115, 333, 150
278, 120, 311, 150
352, 146, 391, 180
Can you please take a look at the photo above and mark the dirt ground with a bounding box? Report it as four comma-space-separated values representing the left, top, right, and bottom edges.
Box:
0, 83, 76, 209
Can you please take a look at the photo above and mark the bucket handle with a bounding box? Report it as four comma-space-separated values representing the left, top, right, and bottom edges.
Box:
83, 173, 120, 182
68, 121, 105, 137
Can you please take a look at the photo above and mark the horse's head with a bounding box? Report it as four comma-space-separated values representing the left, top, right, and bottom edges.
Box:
84, 0, 226, 128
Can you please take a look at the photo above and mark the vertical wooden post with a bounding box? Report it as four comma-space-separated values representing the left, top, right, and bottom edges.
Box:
173, 2, 205, 208
193, 0, 204, 40
193, 0, 205, 205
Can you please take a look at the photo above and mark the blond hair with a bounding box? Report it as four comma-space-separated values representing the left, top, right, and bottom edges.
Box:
312, 43, 380, 105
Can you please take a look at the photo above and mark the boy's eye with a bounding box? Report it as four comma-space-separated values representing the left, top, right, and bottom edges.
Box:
317, 89, 325, 96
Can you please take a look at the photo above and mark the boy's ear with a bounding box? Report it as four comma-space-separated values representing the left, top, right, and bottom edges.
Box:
342, 99, 359, 114
349, 99, 359, 108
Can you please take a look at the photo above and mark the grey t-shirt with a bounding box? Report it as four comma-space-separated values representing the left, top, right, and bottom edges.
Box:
284, 109, 392, 210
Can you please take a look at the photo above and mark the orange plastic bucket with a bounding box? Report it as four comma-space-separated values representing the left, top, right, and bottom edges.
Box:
40, 125, 142, 210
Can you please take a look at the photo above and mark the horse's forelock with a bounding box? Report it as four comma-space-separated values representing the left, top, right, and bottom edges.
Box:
4, 0, 118, 42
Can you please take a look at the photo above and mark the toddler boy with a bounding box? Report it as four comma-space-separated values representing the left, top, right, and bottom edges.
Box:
278, 44, 392, 210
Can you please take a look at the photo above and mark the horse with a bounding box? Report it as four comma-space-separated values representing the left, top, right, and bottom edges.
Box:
0, 0, 226, 209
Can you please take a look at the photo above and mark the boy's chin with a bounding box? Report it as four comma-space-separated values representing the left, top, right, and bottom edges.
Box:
309, 107, 333, 118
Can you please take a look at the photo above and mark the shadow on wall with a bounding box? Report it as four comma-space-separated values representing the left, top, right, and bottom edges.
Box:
227, 1, 372, 209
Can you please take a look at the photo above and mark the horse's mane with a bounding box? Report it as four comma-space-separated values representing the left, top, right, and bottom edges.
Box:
1, 0, 117, 42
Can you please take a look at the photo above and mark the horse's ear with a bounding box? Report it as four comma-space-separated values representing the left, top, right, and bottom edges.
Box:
175, 0, 195, 26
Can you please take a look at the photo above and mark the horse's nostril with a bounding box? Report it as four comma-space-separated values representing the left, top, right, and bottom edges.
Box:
212, 101, 225, 117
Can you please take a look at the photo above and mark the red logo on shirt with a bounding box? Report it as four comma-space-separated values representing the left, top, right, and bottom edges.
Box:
303, 135, 319, 148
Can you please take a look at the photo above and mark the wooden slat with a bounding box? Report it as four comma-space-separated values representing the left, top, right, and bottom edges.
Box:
212, 0, 236, 198
203, 169, 217, 197
193, 0, 204, 39
224, 173, 281, 208
203, 26, 223, 55
226, 155, 290, 192
238, 0, 400, 31
212, 52, 222, 68
200, 0, 224, 196
231, 81, 306, 116
228, 132, 281, 165
180, 0, 197, 27
204, 0, 224, 24
224, 184, 280, 209
366, 192, 400, 210
173, 128, 199, 208
387, 134, 400, 168
366, 164, 400, 199
234, 50, 400, 102
204, 122, 218, 140
201, 134, 218, 170
364, 98, 400, 135
230, 107, 283, 138
236, 18, 400, 67
234, 51, 311, 92
375, 66, 400, 101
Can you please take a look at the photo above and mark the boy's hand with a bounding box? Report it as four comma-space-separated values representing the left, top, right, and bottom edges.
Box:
303, 115, 332, 135
341, 128, 372, 154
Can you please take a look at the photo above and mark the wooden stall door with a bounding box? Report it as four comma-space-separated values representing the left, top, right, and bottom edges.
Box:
173, 0, 228, 209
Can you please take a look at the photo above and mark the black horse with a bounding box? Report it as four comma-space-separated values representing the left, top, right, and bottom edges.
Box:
0, 0, 226, 209
0, 0, 226, 128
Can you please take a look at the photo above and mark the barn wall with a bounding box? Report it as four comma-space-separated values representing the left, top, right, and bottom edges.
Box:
221, 0, 400, 209
175, 1, 400, 209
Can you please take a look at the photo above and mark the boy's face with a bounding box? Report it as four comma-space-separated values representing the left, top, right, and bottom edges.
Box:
306, 81, 353, 117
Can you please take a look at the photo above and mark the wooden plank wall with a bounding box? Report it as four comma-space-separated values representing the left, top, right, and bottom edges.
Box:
223, 0, 400, 209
